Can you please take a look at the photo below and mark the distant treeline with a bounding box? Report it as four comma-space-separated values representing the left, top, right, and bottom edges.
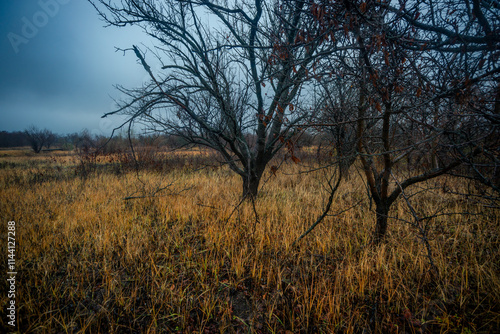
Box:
0, 129, 156, 150
0, 129, 321, 151
0, 131, 30, 148
0, 130, 71, 149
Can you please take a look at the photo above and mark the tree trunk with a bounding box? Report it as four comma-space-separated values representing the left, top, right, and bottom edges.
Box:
431, 151, 439, 169
243, 177, 260, 198
373, 203, 389, 244
242, 171, 262, 199
337, 139, 356, 179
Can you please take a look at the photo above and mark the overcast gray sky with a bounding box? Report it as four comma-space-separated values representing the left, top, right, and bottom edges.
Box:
0, 0, 153, 135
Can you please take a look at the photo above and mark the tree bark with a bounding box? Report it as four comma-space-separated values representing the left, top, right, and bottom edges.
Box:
242, 176, 258, 198
241, 165, 265, 199
373, 203, 390, 244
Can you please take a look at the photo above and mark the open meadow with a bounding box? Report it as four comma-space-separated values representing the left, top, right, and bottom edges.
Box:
0, 147, 499, 333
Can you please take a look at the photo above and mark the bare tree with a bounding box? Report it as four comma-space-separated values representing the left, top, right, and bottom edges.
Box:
311, 50, 364, 177
90, 0, 336, 198
307, 0, 500, 243
382, 0, 500, 210
24, 126, 54, 153
44, 131, 57, 150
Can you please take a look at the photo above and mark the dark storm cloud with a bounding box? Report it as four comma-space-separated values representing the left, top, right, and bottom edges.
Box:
0, 0, 149, 134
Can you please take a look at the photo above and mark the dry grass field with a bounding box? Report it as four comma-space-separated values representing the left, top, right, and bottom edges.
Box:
0, 148, 499, 333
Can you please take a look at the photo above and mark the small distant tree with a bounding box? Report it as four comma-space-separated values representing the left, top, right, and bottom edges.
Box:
44, 131, 57, 150
24, 126, 55, 153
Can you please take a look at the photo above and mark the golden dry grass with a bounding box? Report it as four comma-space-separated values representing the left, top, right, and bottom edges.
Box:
0, 149, 499, 333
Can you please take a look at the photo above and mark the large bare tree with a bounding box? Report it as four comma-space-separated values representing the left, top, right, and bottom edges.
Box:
90, 0, 336, 198
386, 0, 500, 208
307, 0, 499, 243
